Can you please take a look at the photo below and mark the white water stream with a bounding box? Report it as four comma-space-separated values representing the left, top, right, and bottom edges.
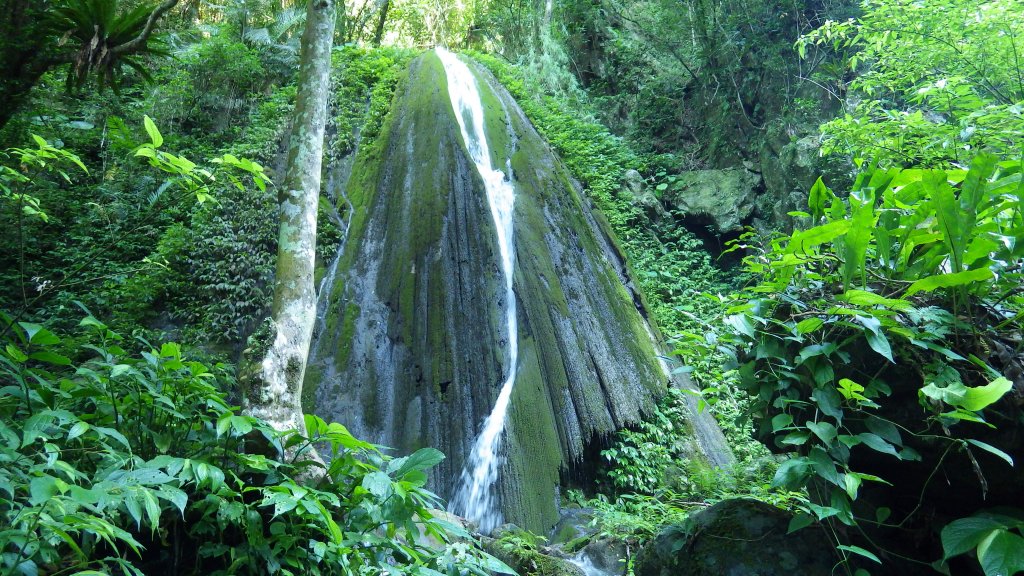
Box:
437, 48, 518, 533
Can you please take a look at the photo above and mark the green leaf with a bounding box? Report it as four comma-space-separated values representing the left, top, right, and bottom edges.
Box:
807, 421, 837, 444
67, 421, 90, 441
865, 417, 902, 446
795, 318, 824, 334
807, 177, 835, 221
29, 475, 63, 506
857, 432, 900, 458
844, 473, 862, 499
855, 315, 893, 362
143, 115, 163, 148
979, 531, 1024, 576
304, 413, 329, 436
837, 545, 881, 564
160, 342, 181, 359
780, 431, 811, 445
29, 350, 71, 366
905, 268, 994, 296
840, 289, 914, 311
960, 377, 1012, 412
142, 489, 162, 533
111, 364, 132, 378
723, 314, 756, 339
809, 447, 841, 486
392, 447, 445, 479
19, 323, 60, 346
787, 513, 814, 534
966, 439, 1014, 467
312, 498, 343, 545
5, 343, 27, 362
772, 457, 811, 489
942, 517, 1005, 559
361, 471, 392, 499
843, 189, 876, 286
786, 220, 853, 253
771, 413, 794, 432
838, 378, 867, 402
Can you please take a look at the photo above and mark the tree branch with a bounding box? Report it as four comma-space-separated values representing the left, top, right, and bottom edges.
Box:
110, 0, 180, 57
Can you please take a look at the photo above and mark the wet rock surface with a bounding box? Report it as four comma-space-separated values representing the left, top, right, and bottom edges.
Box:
663, 169, 761, 233
307, 52, 732, 532
634, 498, 835, 576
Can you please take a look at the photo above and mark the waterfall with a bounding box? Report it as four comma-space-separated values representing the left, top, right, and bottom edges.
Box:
437, 48, 518, 533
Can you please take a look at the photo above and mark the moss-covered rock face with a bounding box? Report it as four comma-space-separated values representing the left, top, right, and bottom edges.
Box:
307, 51, 717, 532
663, 169, 762, 233
485, 530, 586, 576
634, 499, 836, 576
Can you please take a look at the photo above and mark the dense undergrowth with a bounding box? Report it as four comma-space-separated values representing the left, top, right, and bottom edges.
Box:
2, 1, 1023, 574
0, 311, 513, 576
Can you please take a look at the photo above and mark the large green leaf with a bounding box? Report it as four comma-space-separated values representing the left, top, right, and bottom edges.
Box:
978, 531, 1024, 576
942, 516, 1004, 559
843, 189, 876, 287
786, 220, 853, 254
960, 377, 1013, 412
966, 439, 1014, 467
143, 115, 163, 148
905, 268, 994, 296
772, 457, 811, 490
855, 315, 893, 362
390, 447, 445, 479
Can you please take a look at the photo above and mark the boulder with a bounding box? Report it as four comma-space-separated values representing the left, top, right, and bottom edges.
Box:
484, 527, 586, 576
634, 498, 835, 576
663, 169, 761, 233
621, 168, 667, 220
580, 537, 627, 575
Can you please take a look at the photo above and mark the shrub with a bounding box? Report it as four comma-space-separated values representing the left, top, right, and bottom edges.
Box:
706, 154, 1023, 573
0, 310, 513, 576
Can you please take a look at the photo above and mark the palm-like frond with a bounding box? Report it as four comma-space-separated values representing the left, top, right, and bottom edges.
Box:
47, 0, 171, 92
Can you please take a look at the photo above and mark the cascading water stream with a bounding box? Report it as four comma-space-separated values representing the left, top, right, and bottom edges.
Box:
437, 48, 518, 533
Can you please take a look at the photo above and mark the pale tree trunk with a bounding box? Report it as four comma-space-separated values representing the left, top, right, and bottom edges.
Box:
243, 0, 336, 437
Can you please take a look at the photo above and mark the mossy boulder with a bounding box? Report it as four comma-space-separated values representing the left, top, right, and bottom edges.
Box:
634, 498, 836, 576
663, 169, 761, 233
485, 528, 585, 576
621, 168, 666, 220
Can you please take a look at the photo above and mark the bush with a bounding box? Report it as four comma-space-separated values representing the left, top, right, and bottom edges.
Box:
706, 154, 1023, 573
0, 310, 513, 576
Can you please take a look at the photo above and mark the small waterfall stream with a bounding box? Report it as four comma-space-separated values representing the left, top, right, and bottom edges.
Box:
437, 48, 518, 533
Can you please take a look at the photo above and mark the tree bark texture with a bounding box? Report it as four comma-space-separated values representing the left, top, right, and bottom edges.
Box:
243, 0, 336, 434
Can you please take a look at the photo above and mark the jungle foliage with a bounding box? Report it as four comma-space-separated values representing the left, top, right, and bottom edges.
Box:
800, 0, 1024, 167
2, 0, 1023, 575
0, 311, 514, 576
705, 155, 1023, 574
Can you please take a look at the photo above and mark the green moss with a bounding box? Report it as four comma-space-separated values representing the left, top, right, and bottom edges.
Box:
302, 364, 322, 410
488, 530, 583, 576
333, 302, 361, 371
504, 343, 566, 531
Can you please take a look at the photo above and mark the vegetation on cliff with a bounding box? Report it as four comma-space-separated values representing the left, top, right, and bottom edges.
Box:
0, 0, 1021, 575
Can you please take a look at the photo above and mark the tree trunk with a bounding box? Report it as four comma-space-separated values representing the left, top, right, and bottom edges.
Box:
0, 0, 53, 130
242, 0, 335, 436
372, 0, 390, 47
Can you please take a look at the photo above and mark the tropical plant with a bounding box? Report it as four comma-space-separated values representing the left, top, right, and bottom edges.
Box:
705, 154, 1023, 573
47, 0, 177, 92
0, 0, 182, 129
799, 0, 1024, 166
0, 309, 515, 575
0, 136, 88, 310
